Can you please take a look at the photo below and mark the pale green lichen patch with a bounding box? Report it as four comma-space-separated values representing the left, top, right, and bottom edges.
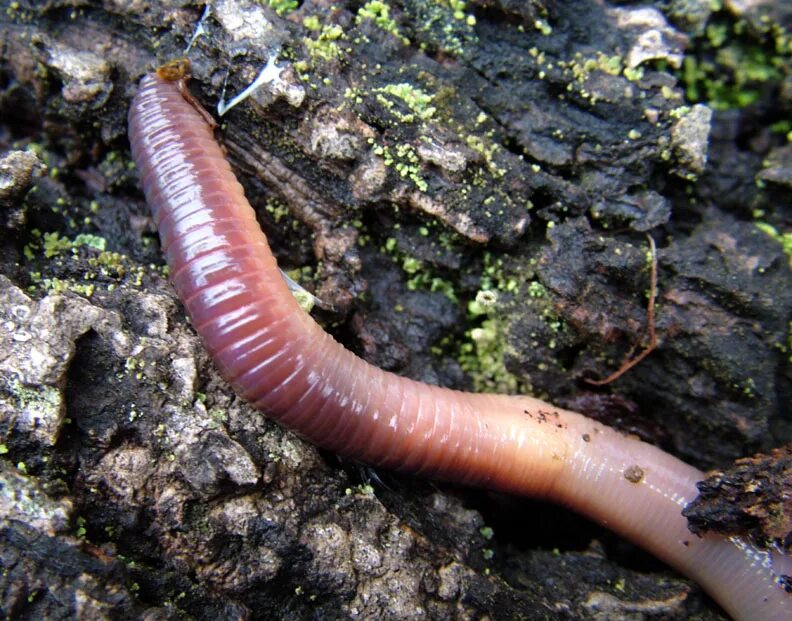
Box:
405, 267, 457, 301
4, 379, 64, 446
291, 287, 316, 313
455, 254, 524, 393
533, 18, 552, 36
24, 230, 160, 294
303, 18, 347, 63
380, 234, 458, 301
41, 231, 106, 258
440, 0, 475, 25
768, 119, 792, 141
406, 0, 478, 57
28, 274, 94, 297
264, 197, 291, 223
24, 230, 105, 260
263, 196, 309, 235
553, 51, 649, 106
356, 1, 409, 45
575, 52, 624, 78
303, 15, 321, 31
8, 379, 61, 421
463, 134, 507, 178
454, 250, 572, 395
343, 86, 364, 105
375, 82, 436, 122
526, 281, 547, 298
370, 140, 428, 192
459, 303, 517, 393
0, 451, 72, 531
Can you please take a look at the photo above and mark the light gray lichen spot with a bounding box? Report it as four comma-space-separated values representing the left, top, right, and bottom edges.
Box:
45, 43, 112, 106
612, 6, 688, 69
214, 0, 275, 42
0, 461, 73, 535
416, 141, 469, 173
671, 104, 713, 177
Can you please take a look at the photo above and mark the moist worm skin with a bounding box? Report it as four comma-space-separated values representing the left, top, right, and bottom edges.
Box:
128, 72, 791, 621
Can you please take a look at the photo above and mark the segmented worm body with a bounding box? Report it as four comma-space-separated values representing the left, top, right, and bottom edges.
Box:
128, 69, 791, 620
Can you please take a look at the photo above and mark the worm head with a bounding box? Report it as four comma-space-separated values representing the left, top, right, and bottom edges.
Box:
156, 58, 192, 82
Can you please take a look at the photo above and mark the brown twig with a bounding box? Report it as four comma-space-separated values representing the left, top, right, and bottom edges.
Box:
585, 235, 658, 386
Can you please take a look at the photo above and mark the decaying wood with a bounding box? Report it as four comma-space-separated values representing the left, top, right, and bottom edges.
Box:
0, 1, 789, 619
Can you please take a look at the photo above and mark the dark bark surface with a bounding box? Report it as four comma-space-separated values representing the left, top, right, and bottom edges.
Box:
684, 445, 791, 551
0, 0, 790, 619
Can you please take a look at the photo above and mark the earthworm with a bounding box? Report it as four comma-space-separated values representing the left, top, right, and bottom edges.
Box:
127, 64, 791, 620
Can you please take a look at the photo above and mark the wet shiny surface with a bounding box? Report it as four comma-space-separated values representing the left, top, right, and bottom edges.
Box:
129, 74, 790, 620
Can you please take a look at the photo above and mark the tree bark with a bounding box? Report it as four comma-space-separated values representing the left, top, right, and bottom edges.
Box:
0, 1, 789, 618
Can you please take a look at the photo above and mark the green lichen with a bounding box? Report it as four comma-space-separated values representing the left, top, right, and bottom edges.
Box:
623, 66, 644, 82
769, 119, 792, 141
88, 251, 131, 279
262, 0, 297, 15
406, 0, 477, 57
407, 270, 457, 300
455, 251, 570, 392
303, 19, 346, 63
533, 18, 552, 36
526, 281, 547, 298
303, 15, 321, 31
343, 86, 364, 104
38, 231, 106, 259
208, 407, 228, 425
7, 380, 61, 429
370, 140, 428, 191
458, 311, 517, 393
479, 252, 519, 294
678, 9, 790, 110
356, 1, 409, 45
263, 196, 292, 224
380, 235, 458, 302
755, 222, 792, 267
457, 254, 521, 393
553, 50, 650, 105
30, 275, 95, 297
124, 356, 153, 382
439, 0, 475, 25
591, 53, 622, 76
463, 134, 507, 178
292, 287, 316, 313
466, 288, 497, 316
345, 483, 375, 495
375, 83, 436, 122
75, 516, 87, 539
734, 376, 757, 399
25, 230, 158, 295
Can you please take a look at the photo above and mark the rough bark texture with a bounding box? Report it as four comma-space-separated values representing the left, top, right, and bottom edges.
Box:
0, 0, 790, 619
684, 445, 792, 550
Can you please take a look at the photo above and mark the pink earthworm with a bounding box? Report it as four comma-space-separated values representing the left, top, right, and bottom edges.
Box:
127, 64, 791, 620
